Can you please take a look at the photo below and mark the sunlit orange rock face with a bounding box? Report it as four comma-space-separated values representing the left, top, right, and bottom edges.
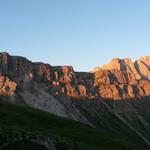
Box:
94, 57, 150, 100
0, 52, 149, 100
0, 75, 16, 96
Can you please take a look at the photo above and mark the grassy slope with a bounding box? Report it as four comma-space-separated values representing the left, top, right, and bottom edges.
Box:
0, 103, 149, 150
1, 141, 48, 150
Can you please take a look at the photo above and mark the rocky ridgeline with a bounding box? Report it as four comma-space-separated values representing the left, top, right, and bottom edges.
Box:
94, 57, 150, 99
0, 52, 91, 98
0, 52, 149, 100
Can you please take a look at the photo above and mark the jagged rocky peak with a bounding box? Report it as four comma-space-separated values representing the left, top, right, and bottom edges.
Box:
93, 56, 150, 100
101, 56, 150, 75
102, 58, 133, 70
138, 56, 150, 63
102, 58, 141, 79
134, 56, 150, 80
102, 58, 122, 70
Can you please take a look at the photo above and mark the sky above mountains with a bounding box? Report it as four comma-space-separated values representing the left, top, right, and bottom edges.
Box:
0, 0, 150, 71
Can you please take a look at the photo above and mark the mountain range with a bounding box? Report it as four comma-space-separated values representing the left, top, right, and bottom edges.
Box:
0, 52, 150, 150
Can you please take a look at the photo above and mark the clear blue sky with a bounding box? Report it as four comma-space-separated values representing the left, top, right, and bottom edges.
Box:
0, 0, 150, 71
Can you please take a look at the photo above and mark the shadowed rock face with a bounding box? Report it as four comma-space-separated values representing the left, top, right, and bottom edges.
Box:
0, 52, 149, 100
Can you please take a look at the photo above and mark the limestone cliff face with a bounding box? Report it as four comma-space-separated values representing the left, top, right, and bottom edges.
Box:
0, 52, 149, 100
0, 52, 88, 98
134, 56, 150, 80
102, 58, 141, 80
94, 57, 150, 99
0, 75, 16, 96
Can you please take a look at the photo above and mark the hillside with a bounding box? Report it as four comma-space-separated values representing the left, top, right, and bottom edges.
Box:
0, 102, 149, 150
0, 52, 150, 149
